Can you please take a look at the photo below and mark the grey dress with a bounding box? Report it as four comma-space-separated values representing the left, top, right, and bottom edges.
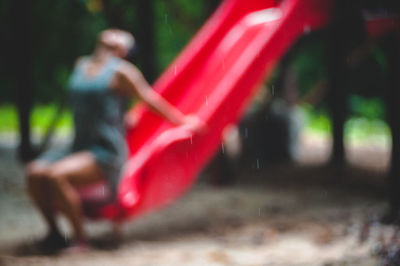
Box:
39, 56, 127, 194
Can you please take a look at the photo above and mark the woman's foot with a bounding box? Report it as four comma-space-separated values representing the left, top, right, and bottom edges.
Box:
37, 231, 70, 253
61, 240, 90, 254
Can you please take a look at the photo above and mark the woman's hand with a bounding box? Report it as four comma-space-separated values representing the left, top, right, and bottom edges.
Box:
124, 111, 139, 130
181, 115, 207, 134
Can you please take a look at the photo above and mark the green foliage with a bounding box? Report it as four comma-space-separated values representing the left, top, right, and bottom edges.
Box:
345, 117, 391, 146
302, 104, 390, 146
0, 105, 72, 134
155, 0, 208, 71
302, 105, 331, 136
31, 105, 73, 135
0, 105, 18, 132
348, 95, 385, 120
293, 39, 328, 96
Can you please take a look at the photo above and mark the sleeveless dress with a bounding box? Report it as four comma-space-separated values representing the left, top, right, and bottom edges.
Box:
39, 56, 127, 194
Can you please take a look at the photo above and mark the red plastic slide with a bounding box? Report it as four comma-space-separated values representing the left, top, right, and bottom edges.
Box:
91, 0, 333, 221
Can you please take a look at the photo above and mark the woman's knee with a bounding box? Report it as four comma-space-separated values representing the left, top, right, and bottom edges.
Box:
26, 160, 51, 178
46, 166, 72, 189
26, 162, 52, 189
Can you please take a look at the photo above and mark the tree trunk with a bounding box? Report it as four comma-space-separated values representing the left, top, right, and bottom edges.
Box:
136, 0, 156, 82
10, 0, 34, 161
327, 0, 365, 166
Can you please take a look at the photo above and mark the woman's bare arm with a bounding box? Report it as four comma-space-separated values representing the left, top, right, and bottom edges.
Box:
112, 61, 188, 126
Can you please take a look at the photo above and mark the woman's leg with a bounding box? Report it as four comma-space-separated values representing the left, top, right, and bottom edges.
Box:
46, 151, 106, 244
26, 161, 61, 236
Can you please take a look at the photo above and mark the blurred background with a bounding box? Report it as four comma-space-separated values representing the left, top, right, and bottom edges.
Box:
0, 0, 392, 161
1, 0, 399, 265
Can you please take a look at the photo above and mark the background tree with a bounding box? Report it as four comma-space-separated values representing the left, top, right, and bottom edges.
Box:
9, 0, 34, 161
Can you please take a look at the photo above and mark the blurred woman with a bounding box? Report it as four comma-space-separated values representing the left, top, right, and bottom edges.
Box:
26, 29, 201, 252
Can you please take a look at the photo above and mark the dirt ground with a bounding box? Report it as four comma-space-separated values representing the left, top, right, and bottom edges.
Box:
0, 132, 397, 266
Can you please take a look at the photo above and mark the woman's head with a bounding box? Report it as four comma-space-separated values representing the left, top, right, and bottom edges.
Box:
98, 29, 135, 58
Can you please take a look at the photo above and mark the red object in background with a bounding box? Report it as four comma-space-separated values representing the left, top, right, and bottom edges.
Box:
86, 0, 334, 221
364, 13, 400, 39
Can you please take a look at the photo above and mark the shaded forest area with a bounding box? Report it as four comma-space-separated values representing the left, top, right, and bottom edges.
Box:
2, 0, 220, 159
3, 0, 400, 162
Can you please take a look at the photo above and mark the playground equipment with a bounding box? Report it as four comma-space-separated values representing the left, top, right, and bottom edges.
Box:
81, 0, 399, 221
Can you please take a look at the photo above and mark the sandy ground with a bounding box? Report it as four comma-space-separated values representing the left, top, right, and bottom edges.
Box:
0, 132, 396, 265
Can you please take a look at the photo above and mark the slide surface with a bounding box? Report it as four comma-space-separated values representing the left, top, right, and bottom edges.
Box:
92, 0, 333, 221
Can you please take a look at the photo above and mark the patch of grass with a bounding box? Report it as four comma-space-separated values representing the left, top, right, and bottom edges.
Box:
31, 105, 72, 135
345, 117, 391, 147
302, 105, 391, 147
0, 104, 72, 134
0, 104, 392, 148
0, 104, 18, 132
302, 105, 331, 137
